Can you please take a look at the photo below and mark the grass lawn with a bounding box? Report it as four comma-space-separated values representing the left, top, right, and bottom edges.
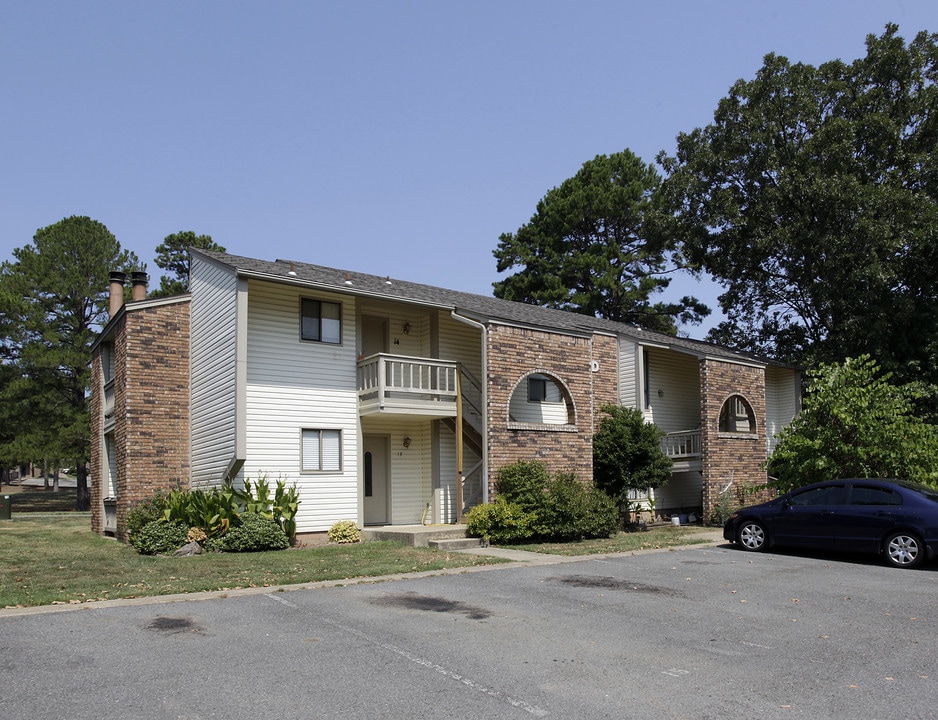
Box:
0, 514, 507, 609
0, 496, 721, 609
1, 485, 78, 512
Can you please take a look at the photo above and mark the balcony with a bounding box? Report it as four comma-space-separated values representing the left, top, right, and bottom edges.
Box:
357, 353, 459, 417
661, 430, 702, 471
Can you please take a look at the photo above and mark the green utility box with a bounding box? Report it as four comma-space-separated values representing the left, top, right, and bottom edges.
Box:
0, 495, 10, 520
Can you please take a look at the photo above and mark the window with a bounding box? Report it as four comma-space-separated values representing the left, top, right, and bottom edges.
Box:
364, 451, 373, 497
101, 343, 114, 383
301, 299, 341, 344
788, 485, 846, 506
509, 372, 575, 426
849, 486, 902, 506
301, 429, 342, 471
719, 394, 756, 434
528, 376, 547, 402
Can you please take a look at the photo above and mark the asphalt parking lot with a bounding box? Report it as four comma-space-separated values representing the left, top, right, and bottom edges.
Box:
2, 542, 937, 719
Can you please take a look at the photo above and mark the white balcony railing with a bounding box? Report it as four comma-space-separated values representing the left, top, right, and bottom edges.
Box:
660, 430, 701, 459
357, 353, 459, 415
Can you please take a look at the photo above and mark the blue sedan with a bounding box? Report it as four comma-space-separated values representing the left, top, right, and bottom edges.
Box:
723, 479, 938, 568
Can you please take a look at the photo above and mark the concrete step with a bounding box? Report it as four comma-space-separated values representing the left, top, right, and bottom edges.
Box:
428, 537, 482, 551
361, 524, 469, 548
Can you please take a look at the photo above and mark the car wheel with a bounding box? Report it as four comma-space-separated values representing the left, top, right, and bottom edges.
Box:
884, 531, 924, 569
737, 520, 768, 552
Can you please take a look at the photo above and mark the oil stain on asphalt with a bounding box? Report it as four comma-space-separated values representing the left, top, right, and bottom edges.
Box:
370, 592, 492, 620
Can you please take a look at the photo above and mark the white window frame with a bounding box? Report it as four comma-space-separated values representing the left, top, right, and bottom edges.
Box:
301, 429, 342, 472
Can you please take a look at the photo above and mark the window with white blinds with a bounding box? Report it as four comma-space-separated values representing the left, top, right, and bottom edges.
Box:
301, 429, 342, 471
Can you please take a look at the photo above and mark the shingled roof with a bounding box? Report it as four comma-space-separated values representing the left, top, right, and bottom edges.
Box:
193, 249, 794, 368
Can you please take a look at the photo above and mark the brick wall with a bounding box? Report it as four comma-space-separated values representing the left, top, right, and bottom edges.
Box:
699, 358, 768, 521
90, 299, 191, 541
485, 325, 617, 495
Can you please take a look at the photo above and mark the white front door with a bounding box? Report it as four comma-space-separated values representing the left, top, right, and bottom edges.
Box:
363, 435, 389, 525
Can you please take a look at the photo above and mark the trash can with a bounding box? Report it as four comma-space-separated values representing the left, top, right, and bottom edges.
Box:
0, 495, 10, 520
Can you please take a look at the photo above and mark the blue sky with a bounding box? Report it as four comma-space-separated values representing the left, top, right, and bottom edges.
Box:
3, 1, 936, 336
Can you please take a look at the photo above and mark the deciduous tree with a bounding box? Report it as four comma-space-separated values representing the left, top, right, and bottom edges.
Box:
768, 356, 938, 491
658, 25, 938, 395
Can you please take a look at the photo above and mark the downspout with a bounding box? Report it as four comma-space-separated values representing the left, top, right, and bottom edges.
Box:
450, 311, 488, 505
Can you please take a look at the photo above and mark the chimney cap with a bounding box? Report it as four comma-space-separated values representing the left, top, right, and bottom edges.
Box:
109, 271, 127, 284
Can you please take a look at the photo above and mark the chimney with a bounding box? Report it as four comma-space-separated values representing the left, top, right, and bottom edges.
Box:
131, 271, 149, 302
109, 271, 126, 317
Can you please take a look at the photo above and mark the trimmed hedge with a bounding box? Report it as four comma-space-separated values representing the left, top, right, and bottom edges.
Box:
466, 461, 619, 544
205, 512, 290, 552
132, 519, 189, 555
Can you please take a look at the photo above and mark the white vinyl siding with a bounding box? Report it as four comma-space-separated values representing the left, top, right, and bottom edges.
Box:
189, 255, 240, 487
655, 471, 703, 512
361, 416, 433, 524
642, 348, 701, 432
357, 300, 431, 359
618, 337, 640, 408
438, 312, 483, 380
765, 366, 800, 453
244, 281, 359, 533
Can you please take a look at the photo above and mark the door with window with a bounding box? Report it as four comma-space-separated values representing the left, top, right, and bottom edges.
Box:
772, 483, 847, 549
363, 435, 389, 525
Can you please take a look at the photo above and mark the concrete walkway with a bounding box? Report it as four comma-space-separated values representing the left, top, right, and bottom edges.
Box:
456, 528, 727, 565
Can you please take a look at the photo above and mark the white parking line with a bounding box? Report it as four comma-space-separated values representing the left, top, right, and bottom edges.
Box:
265, 593, 549, 717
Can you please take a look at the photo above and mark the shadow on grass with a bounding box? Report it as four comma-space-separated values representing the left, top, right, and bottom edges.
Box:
1, 487, 78, 513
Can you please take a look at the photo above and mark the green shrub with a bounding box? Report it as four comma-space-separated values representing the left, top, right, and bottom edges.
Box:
208, 512, 289, 552
465, 496, 534, 544
488, 461, 620, 543
126, 492, 170, 543
328, 519, 361, 544
131, 519, 189, 555
534, 473, 619, 541
495, 460, 551, 509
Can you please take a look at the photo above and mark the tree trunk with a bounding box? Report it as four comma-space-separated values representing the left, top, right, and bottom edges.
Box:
75, 464, 90, 511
